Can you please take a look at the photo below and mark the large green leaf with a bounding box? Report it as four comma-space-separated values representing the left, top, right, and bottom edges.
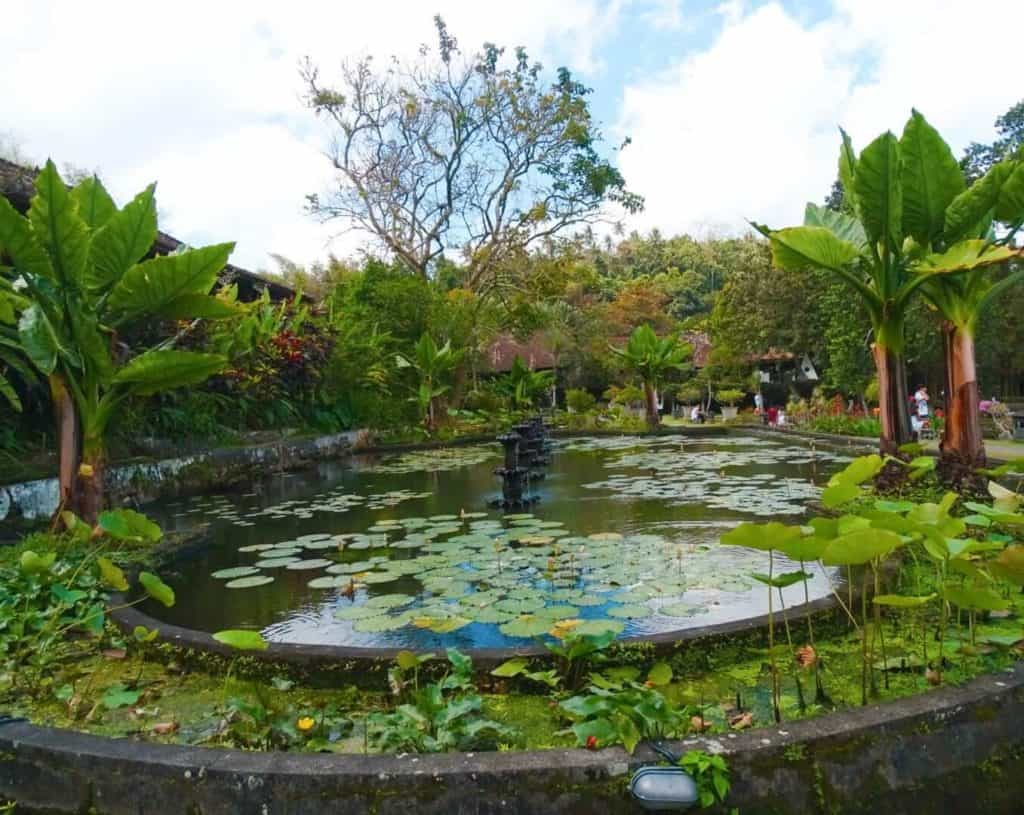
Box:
0, 371, 20, 411
803, 203, 867, 250
98, 508, 163, 542
720, 521, 801, 551
853, 132, 902, 250
944, 160, 1014, 242
154, 293, 240, 320
915, 240, 1019, 274
17, 304, 60, 374
994, 161, 1024, 223
86, 184, 157, 291
900, 110, 964, 246
112, 349, 227, 396
0, 196, 55, 281
943, 585, 1009, 612
838, 127, 857, 204
106, 242, 234, 321
821, 482, 862, 508
28, 160, 90, 285
821, 529, 902, 566
213, 629, 269, 651
96, 557, 129, 591
768, 226, 862, 272
829, 454, 884, 486
70, 176, 117, 230
139, 572, 175, 607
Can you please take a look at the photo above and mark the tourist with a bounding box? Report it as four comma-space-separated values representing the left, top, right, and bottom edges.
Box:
754, 391, 764, 415
767, 406, 779, 427
690, 404, 705, 424
914, 385, 930, 419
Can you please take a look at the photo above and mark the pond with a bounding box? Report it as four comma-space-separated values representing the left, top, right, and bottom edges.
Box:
143, 433, 852, 650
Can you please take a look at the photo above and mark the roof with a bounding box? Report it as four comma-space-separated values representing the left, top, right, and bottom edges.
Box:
483, 333, 558, 373
0, 157, 301, 303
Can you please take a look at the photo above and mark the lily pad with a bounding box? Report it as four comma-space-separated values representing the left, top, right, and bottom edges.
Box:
211, 566, 261, 580
659, 603, 708, 618
285, 558, 335, 571
499, 616, 552, 638
607, 603, 652, 619
225, 575, 275, 589
254, 557, 302, 569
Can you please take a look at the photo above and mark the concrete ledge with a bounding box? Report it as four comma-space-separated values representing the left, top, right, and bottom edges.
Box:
2, 663, 1022, 814
0, 431, 359, 526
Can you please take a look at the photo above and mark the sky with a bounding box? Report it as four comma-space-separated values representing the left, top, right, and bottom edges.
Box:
2, 0, 1022, 273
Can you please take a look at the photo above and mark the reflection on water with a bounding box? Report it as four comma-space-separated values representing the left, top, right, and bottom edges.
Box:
143, 434, 850, 649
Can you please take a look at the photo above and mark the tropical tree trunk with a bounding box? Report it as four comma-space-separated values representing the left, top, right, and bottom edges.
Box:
643, 380, 660, 429
871, 343, 912, 454
939, 321, 986, 468
77, 437, 106, 525
49, 375, 80, 523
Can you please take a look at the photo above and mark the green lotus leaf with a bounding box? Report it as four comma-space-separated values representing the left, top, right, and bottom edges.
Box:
211, 566, 261, 580
607, 603, 652, 619
225, 575, 275, 589
498, 616, 552, 638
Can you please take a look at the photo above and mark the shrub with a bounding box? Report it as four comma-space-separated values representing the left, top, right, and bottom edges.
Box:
717, 389, 745, 406
566, 388, 596, 413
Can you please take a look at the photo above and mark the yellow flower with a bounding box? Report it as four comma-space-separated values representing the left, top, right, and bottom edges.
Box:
78, 463, 94, 478
297, 716, 316, 732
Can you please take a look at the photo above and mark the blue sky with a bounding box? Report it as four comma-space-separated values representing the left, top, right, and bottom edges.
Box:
2, 1, 1021, 272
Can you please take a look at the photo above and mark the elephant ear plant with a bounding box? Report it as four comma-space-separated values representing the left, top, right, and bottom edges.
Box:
0, 161, 238, 522
754, 111, 1023, 455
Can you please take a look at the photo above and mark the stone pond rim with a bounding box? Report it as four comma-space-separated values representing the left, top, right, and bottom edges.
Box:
108, 587, 844, 669
1, 661, 1023, 813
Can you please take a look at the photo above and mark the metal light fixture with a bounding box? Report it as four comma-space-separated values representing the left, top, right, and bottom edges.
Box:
629, 766, 699, 811
629, 742, 699, 811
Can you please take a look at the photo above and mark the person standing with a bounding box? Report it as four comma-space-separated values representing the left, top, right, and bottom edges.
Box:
914, 385, 930, 419
754, 391, 764, 415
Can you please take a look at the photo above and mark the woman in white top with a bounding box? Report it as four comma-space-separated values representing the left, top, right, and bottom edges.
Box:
914, 386, 929, 418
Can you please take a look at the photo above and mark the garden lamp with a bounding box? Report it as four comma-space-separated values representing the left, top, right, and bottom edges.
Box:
629, 742, 699, 811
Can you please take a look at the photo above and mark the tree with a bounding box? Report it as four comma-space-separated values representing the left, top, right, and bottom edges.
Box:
395, 334, 462, 431
0, 161, 235, 521
610, 324, 691, 428
302, 16, 641, 295
960, 99, 1024, 184
755, 111, 1019, 454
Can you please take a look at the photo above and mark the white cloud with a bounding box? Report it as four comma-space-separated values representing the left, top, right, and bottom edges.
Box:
1, 0, 624, 271
616, 0, 1024, 240
4, 1, 1021, 274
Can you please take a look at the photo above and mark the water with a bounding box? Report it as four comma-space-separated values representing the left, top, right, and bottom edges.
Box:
142, 433, 850, 650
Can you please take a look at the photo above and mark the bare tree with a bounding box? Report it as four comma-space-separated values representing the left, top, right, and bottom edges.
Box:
302, 16, 641, 293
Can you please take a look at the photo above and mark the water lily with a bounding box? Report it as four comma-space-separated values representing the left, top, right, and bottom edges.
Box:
297, 716, 316, 732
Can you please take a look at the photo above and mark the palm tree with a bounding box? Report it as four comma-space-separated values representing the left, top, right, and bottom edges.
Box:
755, 111, 1021, 454
610, 324, 691, 428
0, 161, 236, 521
395, 334, 462, 431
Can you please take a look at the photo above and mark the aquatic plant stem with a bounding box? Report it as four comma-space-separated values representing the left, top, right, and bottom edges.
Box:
778, 586, 805, 712
873, 561, 889, 690
768, 549, 780, 722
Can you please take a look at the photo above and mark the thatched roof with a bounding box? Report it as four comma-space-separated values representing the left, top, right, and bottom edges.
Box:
0, 157, 301, 303
483, 333, 558, 373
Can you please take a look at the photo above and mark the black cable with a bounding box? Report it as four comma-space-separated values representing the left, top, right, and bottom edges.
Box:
646, 740, 681, 764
